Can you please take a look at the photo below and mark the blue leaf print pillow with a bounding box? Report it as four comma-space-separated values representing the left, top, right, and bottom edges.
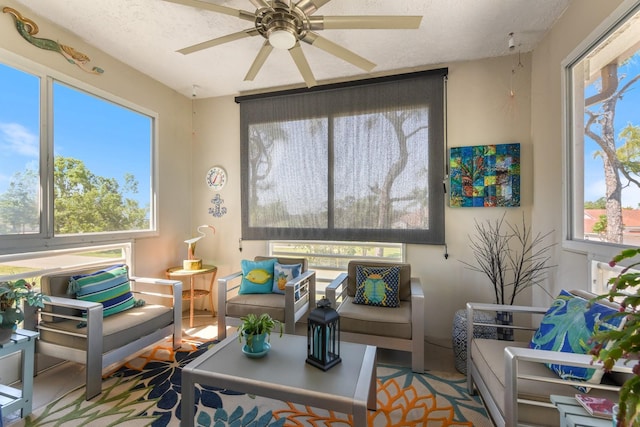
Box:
529, 289, 625, 388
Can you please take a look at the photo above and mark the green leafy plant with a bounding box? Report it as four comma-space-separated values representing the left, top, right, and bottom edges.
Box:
590, 248, 640, 427
237, 313, 282, 347
0, 279, 49, 327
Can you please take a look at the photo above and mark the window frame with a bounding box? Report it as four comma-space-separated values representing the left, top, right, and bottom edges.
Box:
0, 49, 159, 255
237, 69, 447, 245
562, 0, 640, 260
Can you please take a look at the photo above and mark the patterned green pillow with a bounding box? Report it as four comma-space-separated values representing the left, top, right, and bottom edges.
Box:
529, 289, 624, 388
353, 265, 400, 307
68, 264, 143, 321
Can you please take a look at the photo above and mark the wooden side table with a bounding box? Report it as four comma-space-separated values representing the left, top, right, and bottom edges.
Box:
0, 329, 39, 420
551, 395, 613, 427
166, 265, 217, 328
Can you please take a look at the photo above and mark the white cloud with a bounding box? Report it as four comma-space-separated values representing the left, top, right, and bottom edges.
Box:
585, 177, 640, 208
0, 122, 38, 157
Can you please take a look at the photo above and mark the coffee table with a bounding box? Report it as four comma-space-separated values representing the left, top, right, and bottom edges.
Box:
181, 332, 377, 426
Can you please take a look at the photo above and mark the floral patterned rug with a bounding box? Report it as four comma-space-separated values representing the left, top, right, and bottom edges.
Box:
17, 339, 492, 426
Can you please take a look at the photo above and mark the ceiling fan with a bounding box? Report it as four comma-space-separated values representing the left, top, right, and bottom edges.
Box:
164, 0, 422, 87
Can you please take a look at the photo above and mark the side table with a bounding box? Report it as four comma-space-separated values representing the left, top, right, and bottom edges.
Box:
551, 395, 613, 427
0, 329, 39, 420
166, 265, 217, 328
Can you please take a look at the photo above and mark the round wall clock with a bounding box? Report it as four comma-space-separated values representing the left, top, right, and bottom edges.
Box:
206, 166, 227, 191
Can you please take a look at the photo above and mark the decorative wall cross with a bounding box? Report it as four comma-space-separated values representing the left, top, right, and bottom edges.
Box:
208, 194, 227, 218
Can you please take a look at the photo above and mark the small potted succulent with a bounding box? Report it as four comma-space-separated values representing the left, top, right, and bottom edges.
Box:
589, 247, 640, 427
237, 313, 282, 356
0, 279, 49, 343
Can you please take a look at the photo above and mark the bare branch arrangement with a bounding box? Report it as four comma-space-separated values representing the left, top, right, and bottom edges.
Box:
461, 213, 556, 305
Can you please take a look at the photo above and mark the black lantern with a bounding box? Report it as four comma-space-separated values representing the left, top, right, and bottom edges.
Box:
306, 296, 341, 371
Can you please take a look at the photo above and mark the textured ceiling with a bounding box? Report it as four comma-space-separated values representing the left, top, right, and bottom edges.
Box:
10, 0, 570, 98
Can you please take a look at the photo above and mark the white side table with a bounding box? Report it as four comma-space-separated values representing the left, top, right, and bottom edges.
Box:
551, 395, 613, 427
0, 329, 39, 420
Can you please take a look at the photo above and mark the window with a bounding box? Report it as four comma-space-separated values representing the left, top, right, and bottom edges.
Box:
237, 70, 447, 244
0, 243, 130, 283
269, 240, 404, 295
565, 1, 640, 252
0, 62, 40, 235
0, 54, 156, 252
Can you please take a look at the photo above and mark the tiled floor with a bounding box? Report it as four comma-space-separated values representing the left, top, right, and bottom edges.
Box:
3, 310, 459, 425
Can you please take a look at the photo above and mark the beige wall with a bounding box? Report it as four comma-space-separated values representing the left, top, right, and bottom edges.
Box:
192, 0, 638, 339
0, 0, 633, 341
192, 53, 535, 339
0, 0, 193, 277
530, 0, 626, 307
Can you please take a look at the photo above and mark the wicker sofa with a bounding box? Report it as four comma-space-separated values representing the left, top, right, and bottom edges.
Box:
466, 290, 631, 427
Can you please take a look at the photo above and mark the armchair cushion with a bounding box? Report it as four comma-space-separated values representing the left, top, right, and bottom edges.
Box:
239, 258, 277, 294
353, 265, 400, 307
272, 262, 302, 294
337, 295, 412, 339
68, 264, 140, 320
226, 293, 286, 322
38, 303, 173, 353
529, 289, 625, 388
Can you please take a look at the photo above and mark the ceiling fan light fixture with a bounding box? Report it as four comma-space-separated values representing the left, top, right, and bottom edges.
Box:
268, 27, 297, 50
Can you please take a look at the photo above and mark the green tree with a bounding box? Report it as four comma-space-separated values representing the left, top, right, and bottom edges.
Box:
0, 169, 39, 233
584, 197, 607, 209
585, 57, 640, 244
592, 214, 607, 239
53, 156, 148, 233
1, 159, 148, 234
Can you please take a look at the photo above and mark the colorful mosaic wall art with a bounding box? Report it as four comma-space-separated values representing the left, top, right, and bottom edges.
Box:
449, 143, 520, 207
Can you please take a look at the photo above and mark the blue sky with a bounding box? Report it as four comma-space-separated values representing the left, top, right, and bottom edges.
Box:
0, 62, 151, 209
584, 53, 640, 208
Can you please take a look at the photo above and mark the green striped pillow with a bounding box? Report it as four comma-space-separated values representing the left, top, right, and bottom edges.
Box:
68, 265, 144, 321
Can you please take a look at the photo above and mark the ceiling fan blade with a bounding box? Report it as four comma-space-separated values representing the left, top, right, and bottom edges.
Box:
309, 15, 422, 30
295, 0, 332, 16
289, 44, 317, 87
302, 32, 375, 72
163, 0, 255, 22
249, 0, 271, 9
244, 41, 274, 81
178, 28, 259, 55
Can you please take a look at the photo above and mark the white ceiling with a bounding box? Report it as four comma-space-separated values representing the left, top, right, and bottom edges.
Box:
11, 0, 570, 99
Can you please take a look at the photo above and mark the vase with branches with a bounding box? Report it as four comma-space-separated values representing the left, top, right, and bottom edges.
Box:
461, 213, 556, 339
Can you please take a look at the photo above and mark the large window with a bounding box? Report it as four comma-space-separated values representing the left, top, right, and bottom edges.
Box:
0, 55, 156, 252
565, 1, 640, 251
238, 70, 447, 244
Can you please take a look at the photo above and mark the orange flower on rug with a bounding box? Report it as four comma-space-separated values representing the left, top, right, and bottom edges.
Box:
16, 340, 491, 427
270, 370, 486, 427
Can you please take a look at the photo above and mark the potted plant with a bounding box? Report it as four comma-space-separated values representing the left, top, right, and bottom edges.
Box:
589, 247, 640, 427
237, 313, 282, 355
0, 279, 49, 343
